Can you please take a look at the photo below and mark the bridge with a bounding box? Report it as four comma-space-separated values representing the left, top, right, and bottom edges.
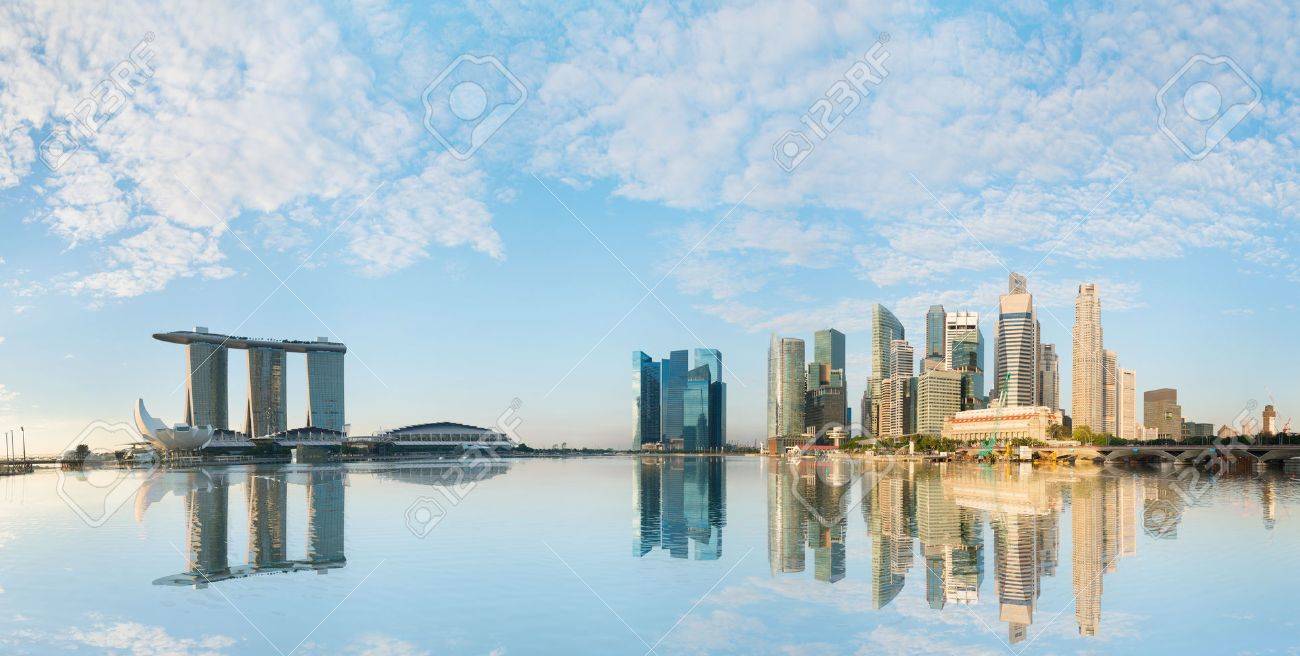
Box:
957, 443, 1300, 466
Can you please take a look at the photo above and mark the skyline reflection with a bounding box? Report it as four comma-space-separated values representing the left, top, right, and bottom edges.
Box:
634, 456, 727, 560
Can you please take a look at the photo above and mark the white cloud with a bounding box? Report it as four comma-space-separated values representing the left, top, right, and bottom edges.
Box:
0, 384, 16, 403
3, 1, 504, 299
66, 622, 235, 656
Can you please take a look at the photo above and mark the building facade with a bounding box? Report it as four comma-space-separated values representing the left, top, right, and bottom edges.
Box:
1037, 344, 1059, 411
1143, 388, 1182, 440
994, 274, 1039, 407
942, 406, 1064, 443
185, 335, 229, 430
245, 346, 288, 438
925, 305, 947, 371
1118, 368, 1137, 440
1072, 284, 1104, 431
768, 336, 807, 449
306, 347, 345, 432
1101, 349, 1118, 435
661, 350, 689, 445
1262, 405, 1278, 436
917, 369, 964, 437
633, 351, 662, 448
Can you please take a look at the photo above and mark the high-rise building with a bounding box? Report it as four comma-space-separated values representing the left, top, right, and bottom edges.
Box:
1262, 405, 1278, 436
917, 369, 964, 436
805, 385, 848, 436
871, 304, 905, 385
1102, 350, 1118, 435
245, 346, 287, 438
683, 365, 712, 451
947, 313, 985, 410
695, 348, 726, 450
994, 274, 1039, 407
1143, 388, 1182, 440
814, 329, 846, 374
768, 336, 807, 450
1072, 284, 1104, 431
660, 350, 689, 446
890, 339, 915, 380
925, 305, 947, 371
184, 327, 229, 430
1118, 369, 1137, 440
1037, 344, 1060, 411
633, 352, 662, 449
306, 344, 345, 432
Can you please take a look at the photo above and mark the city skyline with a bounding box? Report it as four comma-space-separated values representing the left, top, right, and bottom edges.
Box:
2, 2, 1298, 453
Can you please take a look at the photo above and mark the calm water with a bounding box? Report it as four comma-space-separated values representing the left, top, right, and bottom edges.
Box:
0, 456, 1297, 655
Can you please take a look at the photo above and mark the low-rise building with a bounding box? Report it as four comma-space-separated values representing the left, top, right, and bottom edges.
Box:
941, 406, 1063, 444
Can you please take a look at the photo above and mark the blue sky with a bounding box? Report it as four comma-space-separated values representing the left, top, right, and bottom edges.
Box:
0, 0, 1297, 453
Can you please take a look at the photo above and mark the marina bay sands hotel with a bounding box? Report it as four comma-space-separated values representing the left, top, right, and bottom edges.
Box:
153, 327, 346, 437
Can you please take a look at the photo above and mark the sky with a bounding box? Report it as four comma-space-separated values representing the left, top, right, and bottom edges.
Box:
0, 0, 1297, 454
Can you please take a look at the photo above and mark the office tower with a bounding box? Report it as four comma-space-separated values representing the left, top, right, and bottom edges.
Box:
1037, 343, 1060, 411
306, 345, 345, 432
660, 350, 689, 447
947, 314, 985, 410
1118, 369, 1137, 440
1262, 405, 1278, 436
184, 328, 229, 429
814, 329, 846, 374
890, 339, 915, 379
245, 346, 287, 438
682, 365, 712, 451
917, 369, 963, 436
1101, 350, 1118, 435
1072, 284, 1104, 431
633, 352, 662, 448
994, 273, 1039, 407
870, 304, 905, 384
805, 384, 847, 436
925, 305, 946, 370
694, 348, 726, 449
808, 362, 829, 390
1143, 388, 1182, 440
767, 336, 806, 449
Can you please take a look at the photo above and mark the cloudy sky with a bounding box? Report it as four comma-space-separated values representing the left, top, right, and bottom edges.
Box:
0, 0, 1296, 453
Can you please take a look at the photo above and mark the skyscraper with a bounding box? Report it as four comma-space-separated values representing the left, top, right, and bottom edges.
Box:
870, 304, 905, 384
768, 336, 806, 450
661, 350, 689, 446
917, 369, 963, 436
1036, 344, 1059, 411
306, 345, 345, 432
925, 305, 946, 370
1262, 405, 1278, 436
1118, 369, 1137, 440
890, 339, 915, 380
245, 346, 287, 438
633, 351, 662, 449
814, 329, 845, 374
1143, 388, 1182, 440
1072, 284, 1104, 431
682, 365, 712, 451
184, 328, 229, 430
695, 348, 726, 450
1101, 349, 1118, 435
994, 273, 1039, 407
946, 312, 984, 408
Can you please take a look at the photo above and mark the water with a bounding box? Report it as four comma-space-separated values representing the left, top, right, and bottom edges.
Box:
0, 456, 1296, 655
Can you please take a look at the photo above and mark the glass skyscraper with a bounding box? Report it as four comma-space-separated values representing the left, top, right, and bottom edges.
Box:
870, 305, 905, 384
245, 346, 288, 438
306, 349, 345, 432
994, 274, 1039, 407
633, 352, 662, 448
767, 335, 806, 449
695, 348, 726, 450
661, 350, 689, 446
925, 305, 946, 362
682, 365, 712, 451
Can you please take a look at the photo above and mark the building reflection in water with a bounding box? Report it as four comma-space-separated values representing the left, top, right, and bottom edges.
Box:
764, 458, 852, 584
748, 460, 1242, 641
634, 456, 726, 561
150, 466, 348, 587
